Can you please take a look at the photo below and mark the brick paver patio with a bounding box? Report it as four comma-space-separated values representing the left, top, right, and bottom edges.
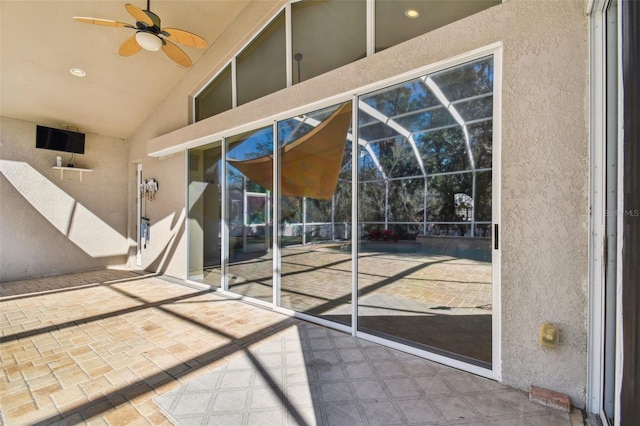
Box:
1, 270, 297, 425
0, 269, 579, 425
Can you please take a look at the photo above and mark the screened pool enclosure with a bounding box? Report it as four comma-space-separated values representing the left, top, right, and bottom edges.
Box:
188, 55, 497, 372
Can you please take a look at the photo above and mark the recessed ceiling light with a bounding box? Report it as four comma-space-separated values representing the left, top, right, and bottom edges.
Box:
70, 67, 86, 77
405, 9, 420, 18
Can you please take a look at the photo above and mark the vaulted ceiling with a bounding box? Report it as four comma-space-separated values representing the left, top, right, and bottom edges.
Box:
0, 1, 251, 140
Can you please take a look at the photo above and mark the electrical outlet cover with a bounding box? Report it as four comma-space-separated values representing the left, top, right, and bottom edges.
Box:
540, 323, 560, 348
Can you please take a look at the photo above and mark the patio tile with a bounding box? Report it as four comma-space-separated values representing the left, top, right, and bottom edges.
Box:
360, 400, 403, 425
319, 381, 355, 402
431, 395, 482, 421
384, 377, 421, 398
351, 379, 388, 399
463, 393, 517, 417
323, 402, 365, 426
395, 398, 442, 423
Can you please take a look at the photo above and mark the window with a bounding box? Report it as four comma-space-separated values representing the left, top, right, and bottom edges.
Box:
236, 12, 286, 106
357, 57, 495, 367
291, 0, 366, 83
194, 64, 232, 121
187, 142, 222, 285
195, 0, 500, 121
375, 0, 501, 52
225, 126, 274, 302
276, 102, 353, 323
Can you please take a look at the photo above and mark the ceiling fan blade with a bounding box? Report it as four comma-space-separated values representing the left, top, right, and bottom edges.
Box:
119, 35, 142, 57
161, 39, 192, 68
73, 17, 134, 28
162, 28, 208, 49
125, 3, 153, 27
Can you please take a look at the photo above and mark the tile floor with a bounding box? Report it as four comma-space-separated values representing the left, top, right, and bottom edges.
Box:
1, 270, 581, 425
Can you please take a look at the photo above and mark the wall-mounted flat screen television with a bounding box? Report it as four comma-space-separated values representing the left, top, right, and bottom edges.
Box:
36, 125, 85, 154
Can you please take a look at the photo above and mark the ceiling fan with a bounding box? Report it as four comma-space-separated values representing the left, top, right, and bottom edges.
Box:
73, 1, 208, 68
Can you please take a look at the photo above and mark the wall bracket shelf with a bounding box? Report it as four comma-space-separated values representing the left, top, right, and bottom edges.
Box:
52, 166, 93, 182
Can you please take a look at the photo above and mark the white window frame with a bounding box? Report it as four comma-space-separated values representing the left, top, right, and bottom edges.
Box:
587, 0, 623, 423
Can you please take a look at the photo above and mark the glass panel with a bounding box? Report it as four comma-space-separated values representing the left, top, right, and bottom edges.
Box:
358, 149, 384, 181
188, 143, 222, 286
430, 57, 494, 101
361, 79, 440, 115
359, 180, 386, 223
468, 120, 493, 170
455, 96, 493, 122
291, 0, 366, 83
237, 11, 286, 106
277, 102, 353, 325
427, 173, 473, 222
358, 109, 380, 126
375, 0, 501, 52
195, 64, 232, 121
358, 57, 493, 368
225, 126, 274, 303
387, 178, 424, 222
280, 196, 303, 247
394, 106, 458, 133
416, 127, 470, 174
333, 177, 352, 241
359, 122, 402, 142
374, 138, 423, 178
475, 170, 492, 222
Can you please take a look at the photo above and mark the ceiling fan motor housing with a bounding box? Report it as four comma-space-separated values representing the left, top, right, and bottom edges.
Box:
138, 9, 161, 32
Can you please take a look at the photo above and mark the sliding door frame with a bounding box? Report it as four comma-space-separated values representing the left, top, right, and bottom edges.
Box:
186, 43, 503, 381
350, 44, 502, 380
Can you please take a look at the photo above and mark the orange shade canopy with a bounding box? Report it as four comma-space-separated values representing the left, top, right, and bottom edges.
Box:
228, 102, 353, 200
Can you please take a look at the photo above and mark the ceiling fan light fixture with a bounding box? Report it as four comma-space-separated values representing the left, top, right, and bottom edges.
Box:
135, 31, 162, 51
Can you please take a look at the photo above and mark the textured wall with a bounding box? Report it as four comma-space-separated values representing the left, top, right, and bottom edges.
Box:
0, 117, 130, 281
128, 0, 590, 406
498, 2, 590, 408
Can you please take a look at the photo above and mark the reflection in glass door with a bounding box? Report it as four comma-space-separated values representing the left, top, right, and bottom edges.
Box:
225, 127, 274, 303
276, 102, 353, 325
357, 57, 495, 368
187, 143, 222, 287
187, 53, 498, 373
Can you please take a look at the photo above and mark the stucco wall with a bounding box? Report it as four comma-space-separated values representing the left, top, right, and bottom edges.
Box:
127, 0, 590, 406
0, 116, 130, 282
498, 3, 590, 408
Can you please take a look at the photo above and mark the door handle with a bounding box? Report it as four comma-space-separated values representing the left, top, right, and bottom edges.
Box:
494, 224, 499, 250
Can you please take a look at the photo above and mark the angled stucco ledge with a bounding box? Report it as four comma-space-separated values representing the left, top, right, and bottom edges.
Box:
147, 82, 325, 157
147, 111, 246, 157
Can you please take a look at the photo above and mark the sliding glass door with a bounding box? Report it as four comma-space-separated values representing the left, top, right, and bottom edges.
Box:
225, 127, 274, 303
356, 57, 495, 368
187, 142, 222, 287
276, 102, 354, 325
187, 52, 499, 374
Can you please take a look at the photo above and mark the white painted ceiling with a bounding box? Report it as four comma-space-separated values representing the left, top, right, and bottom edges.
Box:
0, 0, 250, 140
